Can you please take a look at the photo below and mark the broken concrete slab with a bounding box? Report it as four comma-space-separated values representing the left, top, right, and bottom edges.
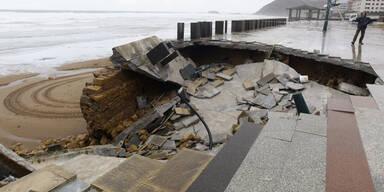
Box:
223, 68, 237, 76
110, 36, 191, 85
263, 59, 300, 80
187, 78, 208, 95
59, 154, 126, 184
195, 84, 221, 99
0, 144, 35, 180
257, 73, 275, 87
211, 79, 224, 87
269, 83, 285, 91
174, 115, 200, 130
272, 92, 284, 102
181, 115, 200, 127
256, 84, 271, 95
253, 93, 277, 109
161, 140, 177, 150
54, 178, 90, 192
180, 64, 197, 80
195, 143, 209, 151
175, 107, 192, 116
1, 165, 76, 192
0, 176, 16, 187
286, 81, 305, 90
145, 135, 168, 148
93, 145, 128, 158
202, 71, 216, 81
147, 151, 169, 160
204, 133, 228, 145
247, 109, 269, 122
216, 73, 233, 81
337, 82, 369, 96
113, 110, 163, 147
144, 149, 213, 192
91, 155, 164, 192
235, 62, 263, 82
243, 79, 257, 90
276, 73, 291, 85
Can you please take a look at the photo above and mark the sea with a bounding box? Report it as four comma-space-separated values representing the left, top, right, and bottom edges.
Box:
0, 10, 271, 76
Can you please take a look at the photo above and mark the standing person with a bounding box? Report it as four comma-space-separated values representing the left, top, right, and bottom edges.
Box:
351, 12, 375, 45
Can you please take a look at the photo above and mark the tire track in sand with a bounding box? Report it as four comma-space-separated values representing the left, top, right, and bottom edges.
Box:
3, 72, 92, 119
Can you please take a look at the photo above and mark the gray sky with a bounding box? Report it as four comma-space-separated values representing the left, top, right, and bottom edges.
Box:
3, 0, 274, 13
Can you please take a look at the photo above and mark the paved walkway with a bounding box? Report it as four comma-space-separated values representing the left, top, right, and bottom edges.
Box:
226, 20, 384, 71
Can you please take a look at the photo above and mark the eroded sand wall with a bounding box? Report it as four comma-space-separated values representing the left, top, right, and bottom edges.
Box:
80, 68, 177, 144
179, 45, 376, 88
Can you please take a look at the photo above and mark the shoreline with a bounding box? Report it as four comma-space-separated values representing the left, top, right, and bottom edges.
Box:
0, 58, 113, 152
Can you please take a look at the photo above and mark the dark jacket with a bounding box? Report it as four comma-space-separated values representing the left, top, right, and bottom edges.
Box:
354, 16, 375, 29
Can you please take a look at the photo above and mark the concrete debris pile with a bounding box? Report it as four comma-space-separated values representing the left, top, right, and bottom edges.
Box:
236, 59, 314, 113
78, 37, 354, 160
110, 36, 192, 85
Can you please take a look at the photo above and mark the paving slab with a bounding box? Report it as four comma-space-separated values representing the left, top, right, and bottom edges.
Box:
350, 96, 379, 109
327, 98, 375, 192
262, 112, 296, 142
367, 84, 384, 111
91, 155, 164, 192
225, 110, 327, 192
1, 165, 76, 192
59, 154, 125, 184
354, 108, 384, 191
145, 149, 213, 192
187, 122, 263, 192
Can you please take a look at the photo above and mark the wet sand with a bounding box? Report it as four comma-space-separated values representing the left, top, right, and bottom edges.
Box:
0, 73, 39, 87
56, 58, 111, 71
0, 59, 112, 150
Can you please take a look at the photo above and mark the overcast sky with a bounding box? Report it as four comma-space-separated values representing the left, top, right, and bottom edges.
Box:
3, 0, 274, 13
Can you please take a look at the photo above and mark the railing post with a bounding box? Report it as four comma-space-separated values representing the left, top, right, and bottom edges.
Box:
177, 23, 184, 41
191, 22, 201, 40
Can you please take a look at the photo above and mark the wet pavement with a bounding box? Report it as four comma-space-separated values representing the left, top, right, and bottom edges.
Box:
224, 20, 384, 73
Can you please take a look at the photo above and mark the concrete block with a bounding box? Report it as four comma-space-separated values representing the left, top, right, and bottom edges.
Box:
161, 140, 177, 150
223, 68, 237, 76
211, 79, 224, 87
286, 82, 305, 91
1, 165, 76, 192
195, 84, 221, 99
216, 73, 233, 81
254, 93, 277, 109
338, 82, 369, 96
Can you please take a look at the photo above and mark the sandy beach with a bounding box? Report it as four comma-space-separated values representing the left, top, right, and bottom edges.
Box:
0, 58, 112, 151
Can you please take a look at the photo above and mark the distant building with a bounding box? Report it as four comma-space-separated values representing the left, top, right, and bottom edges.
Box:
351, 0, 384, 13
